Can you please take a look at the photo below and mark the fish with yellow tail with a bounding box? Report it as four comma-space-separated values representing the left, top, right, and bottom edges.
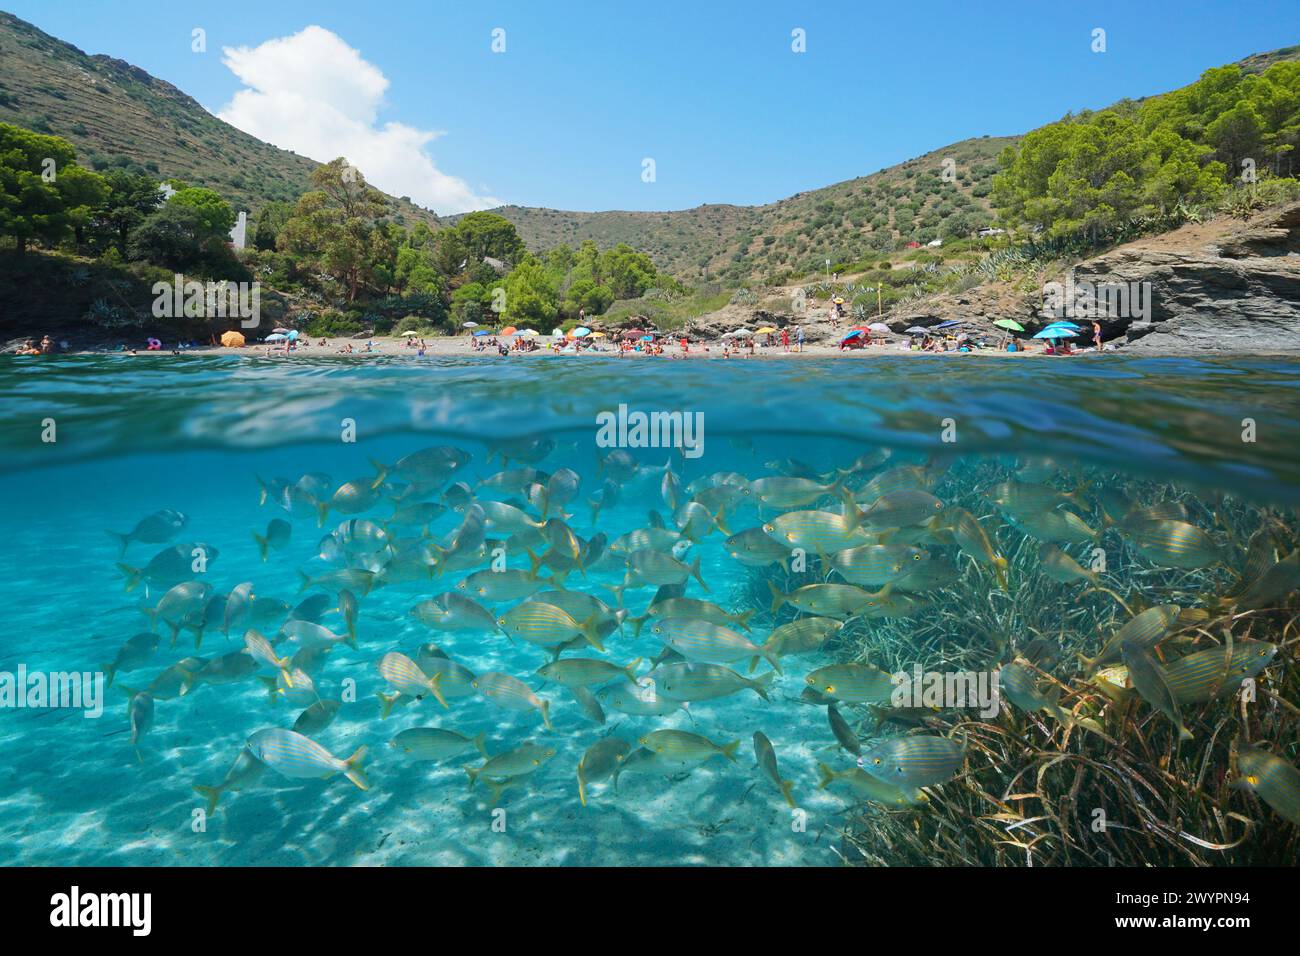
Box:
1233, 746, 1300, 826
753, 731, 796, 808
577, 737, 633, 807
473, 671, 553, 729
378, 652, 448, 709
247, 728, 369, 790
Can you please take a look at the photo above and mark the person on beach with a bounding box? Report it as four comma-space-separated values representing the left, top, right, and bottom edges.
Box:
781, 328, 790, 353
1092, 321, 1102, 351
795, 326, 805, 353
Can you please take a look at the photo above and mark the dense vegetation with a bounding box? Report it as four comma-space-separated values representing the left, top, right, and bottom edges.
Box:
0, 124, 682, 338
993, 61, 1300, 242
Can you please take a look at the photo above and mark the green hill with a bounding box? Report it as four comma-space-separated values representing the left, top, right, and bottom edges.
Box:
0, 11, 440, 231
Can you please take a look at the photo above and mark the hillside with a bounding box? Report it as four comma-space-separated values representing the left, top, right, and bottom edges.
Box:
475, 136, 1013, 283
0, 11, 439, 230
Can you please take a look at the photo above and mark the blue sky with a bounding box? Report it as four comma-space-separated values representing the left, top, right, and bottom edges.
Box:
8, 0, 1299, 213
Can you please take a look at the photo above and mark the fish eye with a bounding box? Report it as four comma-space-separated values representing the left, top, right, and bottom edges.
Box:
824, 684, 835, 693
496, 619, 506, 627
1247, 774, 1259, 785
872, 758, 882, 766
913, 553, 922, 561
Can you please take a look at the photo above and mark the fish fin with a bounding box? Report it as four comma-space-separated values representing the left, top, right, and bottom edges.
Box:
721, 739, 740, 763
296, 570, 313, 594
735, 608, 756, 632
314, 501, 330, 528
750, 671, 776, 702
256, 675, 279, 705
780, 779, 797, 809
465, 767, 479, 790
629, 614, 648, 639
252, 531, 269, 562
429, 672, 449, 710
117, 563, 142, 593
343, 747, 369, 790
106, 530, 130, 557
816, 762, 836, 790
762, 646, 784, 676
577, 766, 589, 807
623, 657, 643, 682
713, 508, 732, 537
377, 691, 397, 720
689, 555, 708, 593
540, 699, 554, 731
100, 664, 116, 689
526, 548, 543, 579
578, 613, 605, 652
193, 784, 222, 816
473, 731, 490, 758
368, 459, 388, 490
767, 580, 785, 614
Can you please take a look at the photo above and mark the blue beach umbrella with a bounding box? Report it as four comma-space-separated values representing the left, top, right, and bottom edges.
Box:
473, 330, 490, 337
1042, 321, 1082, 331
264, 333, 286, 342
933, 320, 962, 329
1033, 327, 1076, 339
840, 329, 865, 342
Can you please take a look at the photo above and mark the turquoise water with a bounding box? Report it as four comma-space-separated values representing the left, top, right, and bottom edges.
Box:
1, 353, 1298, 866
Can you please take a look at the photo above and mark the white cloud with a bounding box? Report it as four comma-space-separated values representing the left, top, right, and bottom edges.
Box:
217, 26, 500, 214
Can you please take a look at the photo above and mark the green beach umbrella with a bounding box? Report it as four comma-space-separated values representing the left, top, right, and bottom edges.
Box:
993, 319, 1025, 332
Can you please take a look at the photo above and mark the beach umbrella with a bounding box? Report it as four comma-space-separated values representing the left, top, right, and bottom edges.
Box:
552, 327, 564, 338
271, 327, 291, 334
572, 327, 591, 338
905, 326, 930, 335
264, 333, 287, 342
840, 330, 865, 342
732, 328, 754, 337
287, 330, 299, 341
462, 321, 479, 329
868, 322, 890, 333
397, 330, 419, 337
500, 326, 517, 336
518, 329, 539, 338
588, 331, 606, 338
993, 319, 1025, 332
934, 320, 962, 329
219, 330, 245, 347
1042, 320, 1083, 330
473, 330, 490, 337
621, 329, 644, 339
1033, 327, 1076, 339
833, 296, 844, 304
640, 335, 654, 342
755, 326, 776, 334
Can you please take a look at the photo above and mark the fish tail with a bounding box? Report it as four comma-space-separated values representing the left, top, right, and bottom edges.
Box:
713, 508, 732, 537
117, 563, 142, 593
106, 530, 130, 557
762, 646, 785, 676
579, 613, 606, 652
368, 459, 388, 490
539, 699, 554, 731
837, 485, 863, 530
254, 475, 269, 506
296, 570, 313, 594
253, 531, 269, 562
750, 671, 776, 702
472, 731, 490, 758
689, 555, 708, 593
167, 622, 181, 649
623, 657, 643, 683
780, 779, 797, 809
193, 784, 222, 816
377, 691, 398, 720
343, 746, 370, 790
100, 664, 116, 689
721, 739, 740, 763
767, 580, 785, 614
314, 501, 330, 528
465, 767, 480, 790
577, 766, 589, 807
525, 548, 544, 579
256, 675, 279, 705
734, 608, 757, 632
816, 762, 836, 790
429, 672, 449, 710
629, 614, 648, 639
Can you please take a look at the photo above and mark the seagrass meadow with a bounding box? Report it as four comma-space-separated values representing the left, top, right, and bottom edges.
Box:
0, 352, 1296, 867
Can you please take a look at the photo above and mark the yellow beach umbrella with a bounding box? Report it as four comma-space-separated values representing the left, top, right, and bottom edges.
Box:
589, 331, 606, 338
220, 330, 245, 347
755, 326, 776, 334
